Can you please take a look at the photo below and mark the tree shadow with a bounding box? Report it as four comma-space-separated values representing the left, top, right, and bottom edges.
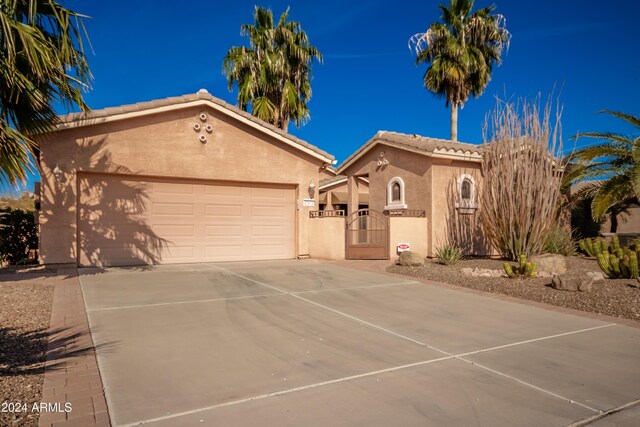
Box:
0, 326, 115, 377
445, 181, 491, 256
40, 136, 170, 267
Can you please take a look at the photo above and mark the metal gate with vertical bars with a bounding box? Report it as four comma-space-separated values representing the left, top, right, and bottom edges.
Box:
345, 209, 389, 260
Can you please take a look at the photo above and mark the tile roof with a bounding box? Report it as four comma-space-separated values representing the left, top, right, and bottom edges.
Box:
54, 90, 334, 162
337, 131, 482, 173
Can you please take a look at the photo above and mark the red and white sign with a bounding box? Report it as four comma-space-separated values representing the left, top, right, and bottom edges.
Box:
397, 243, 411, 252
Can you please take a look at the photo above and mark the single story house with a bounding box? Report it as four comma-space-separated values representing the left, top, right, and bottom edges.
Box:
36, 91, 490, 267
37, 90, 335, 267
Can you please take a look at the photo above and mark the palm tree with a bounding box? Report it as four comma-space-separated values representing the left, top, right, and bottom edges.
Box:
0, 0, 92, 188
409, 0, 509, 141
565, 111, 640, 226
223, 6, 322, 130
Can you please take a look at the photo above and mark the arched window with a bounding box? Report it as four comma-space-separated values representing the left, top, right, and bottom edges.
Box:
457, 174, 477, 210
385, 177, 407, 210
461, 179, 472, 201
391, 182, 401, 202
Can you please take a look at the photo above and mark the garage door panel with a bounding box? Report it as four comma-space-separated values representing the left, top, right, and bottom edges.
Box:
153, 224, 195, 237
204, 185, 244, 197
205, 244, 244, 258
205, 225, 244, 237
205, 204, 244, 217
79, 175, 295, 266
152, 203, 195, 216
251, 243, 287, 257
251, 225, 286, 237
252, 205, 288, 218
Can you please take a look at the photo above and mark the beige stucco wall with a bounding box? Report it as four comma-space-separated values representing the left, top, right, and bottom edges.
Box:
38, 105, 327, 265
389, 217, 428, 260
344, 144, 432, 213
341, 142, 490, 257
308, 217, 346, 260
429, 160, 490, 256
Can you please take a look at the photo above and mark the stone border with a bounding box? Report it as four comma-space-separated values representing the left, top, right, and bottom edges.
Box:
38, 270, 110, 427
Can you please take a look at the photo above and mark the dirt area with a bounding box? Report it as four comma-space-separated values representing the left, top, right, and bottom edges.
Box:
0, 269, 56, 427
387, 256, 640, 322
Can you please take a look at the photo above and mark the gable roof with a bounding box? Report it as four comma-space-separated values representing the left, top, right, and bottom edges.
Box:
337, 131, 482, 173
50, 89, 334, 164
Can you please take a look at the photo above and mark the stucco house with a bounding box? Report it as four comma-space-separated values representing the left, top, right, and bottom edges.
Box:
333, 131, 489, 258
37, 90, 335, 267
36, 91, 489, 267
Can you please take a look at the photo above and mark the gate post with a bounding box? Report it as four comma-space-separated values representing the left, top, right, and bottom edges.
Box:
347, 176, 359, 216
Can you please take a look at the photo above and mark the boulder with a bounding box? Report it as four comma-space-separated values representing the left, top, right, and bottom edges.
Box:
531, 254, 567, 274
585, 271, 606, 282
398, 251, 423, 266
551, 274, 593, 292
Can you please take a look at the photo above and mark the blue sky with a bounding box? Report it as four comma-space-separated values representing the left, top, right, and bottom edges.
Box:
10, 0, 640, 193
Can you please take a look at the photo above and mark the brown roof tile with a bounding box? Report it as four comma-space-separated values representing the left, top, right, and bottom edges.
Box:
337, 131, 482, 173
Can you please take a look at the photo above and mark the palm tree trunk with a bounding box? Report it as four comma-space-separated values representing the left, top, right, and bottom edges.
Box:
450, 103, 458, 142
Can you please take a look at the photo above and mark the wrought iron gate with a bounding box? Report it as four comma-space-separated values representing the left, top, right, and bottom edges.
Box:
345, 209, 389, 260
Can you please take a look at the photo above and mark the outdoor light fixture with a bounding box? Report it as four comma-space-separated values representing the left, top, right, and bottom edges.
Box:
52, 164, 63, 183
308, 180, 316, 198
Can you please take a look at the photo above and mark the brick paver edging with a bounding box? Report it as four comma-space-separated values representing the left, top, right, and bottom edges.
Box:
38, 269, 110, 427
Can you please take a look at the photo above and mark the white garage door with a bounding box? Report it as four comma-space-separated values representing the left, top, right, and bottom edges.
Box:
78, 175, 296, 267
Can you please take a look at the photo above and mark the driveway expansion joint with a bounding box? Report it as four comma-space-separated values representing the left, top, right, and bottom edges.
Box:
202, 264, 619, 418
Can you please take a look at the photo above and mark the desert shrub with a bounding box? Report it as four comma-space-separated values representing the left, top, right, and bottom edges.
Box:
0, 209, 38, 265
478, 97, 565, 260
434, 242, 463, 265
544, 225, 576, 256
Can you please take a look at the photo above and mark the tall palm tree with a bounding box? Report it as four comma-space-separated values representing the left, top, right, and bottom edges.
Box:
564, 111, 640, 224
223, 6, 322, 130
0, 0, 91, 188
409, 0, 509, 141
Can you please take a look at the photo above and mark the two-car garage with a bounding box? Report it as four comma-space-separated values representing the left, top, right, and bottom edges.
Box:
78, 175, 296, 267
38, 91, 334, 267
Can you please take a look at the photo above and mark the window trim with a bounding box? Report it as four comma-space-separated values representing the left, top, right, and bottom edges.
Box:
384, 176, 407, 210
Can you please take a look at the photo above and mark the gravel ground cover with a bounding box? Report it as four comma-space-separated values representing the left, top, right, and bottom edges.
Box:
0, 269, 55, 427
388, 256, 640, 322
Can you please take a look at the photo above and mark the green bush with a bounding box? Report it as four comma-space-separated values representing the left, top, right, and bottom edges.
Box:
434, 242, 463, 265
544, 225, 576, 256
0, 209, 38, 265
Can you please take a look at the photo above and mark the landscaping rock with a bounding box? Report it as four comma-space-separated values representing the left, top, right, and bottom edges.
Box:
586, 271, 606, 282
551, 274, 593, 292
461, 267, 506, 278
531, 254, 567, 274
398, 251, 423, 266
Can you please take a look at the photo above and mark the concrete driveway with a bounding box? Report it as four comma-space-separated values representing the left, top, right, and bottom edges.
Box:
79, 260, 640, 426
